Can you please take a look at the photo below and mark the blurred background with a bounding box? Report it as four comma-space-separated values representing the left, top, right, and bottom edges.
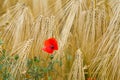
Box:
0, 0, 119, 80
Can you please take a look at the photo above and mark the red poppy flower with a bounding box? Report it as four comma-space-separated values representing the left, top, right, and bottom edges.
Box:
42, 38, 58, 54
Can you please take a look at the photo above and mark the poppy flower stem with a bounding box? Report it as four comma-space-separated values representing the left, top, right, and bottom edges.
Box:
50, 55, 54, 60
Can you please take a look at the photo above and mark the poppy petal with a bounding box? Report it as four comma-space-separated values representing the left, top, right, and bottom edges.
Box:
49, 38, 58, 49
42, 38, 58, 54
44, 38, 58, 50
42, 46, 54, 54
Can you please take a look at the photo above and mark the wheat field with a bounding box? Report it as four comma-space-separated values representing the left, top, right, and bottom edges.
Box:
0, 0, 119, 80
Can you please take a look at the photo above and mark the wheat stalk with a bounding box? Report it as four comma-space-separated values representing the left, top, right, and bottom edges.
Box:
54, 0, 79, 60
0, 3, 33, 51
89, 2, 120, 80
10, 39, 33, 79
68, 49, 85, 80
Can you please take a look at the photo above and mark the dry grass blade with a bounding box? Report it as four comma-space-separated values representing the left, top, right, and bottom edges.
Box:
68, 49, 85, 80
32, 0, 48, 16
